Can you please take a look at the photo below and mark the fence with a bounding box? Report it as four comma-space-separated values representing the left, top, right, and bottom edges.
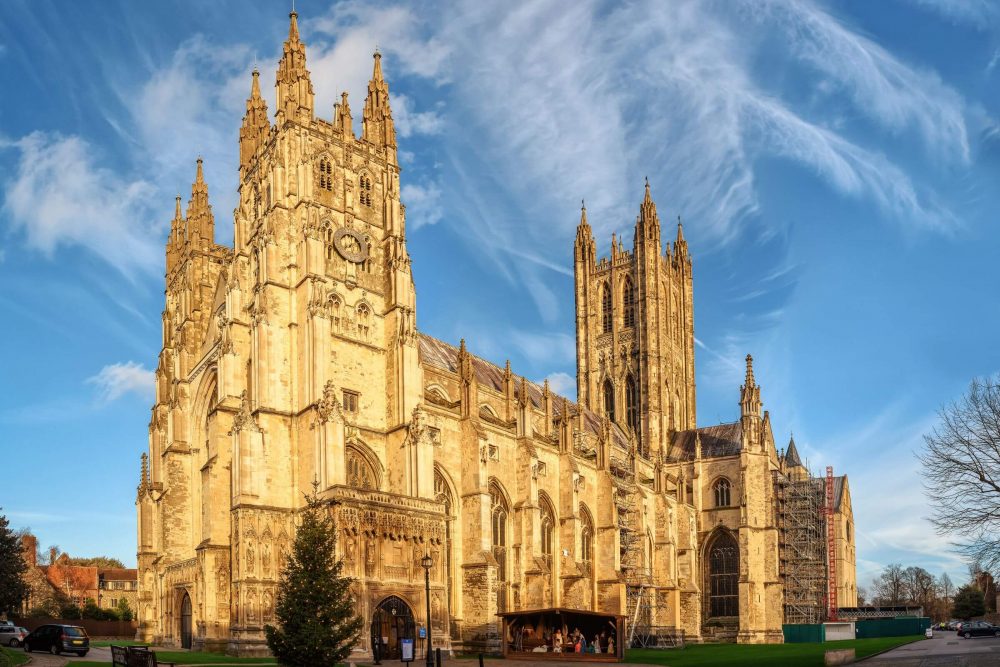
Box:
854, 617, 930, 639
782, 623, 825, 643
12, 616, 138, 638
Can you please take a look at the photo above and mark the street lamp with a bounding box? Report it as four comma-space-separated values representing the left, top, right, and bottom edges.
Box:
421, 554, 434, 667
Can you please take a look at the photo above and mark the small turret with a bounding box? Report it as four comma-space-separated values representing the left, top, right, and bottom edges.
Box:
362, 50, 396, 149
574, 200, 596, 263
637, 177, 661, 244
334, 91, 353, 138
275, 11, 314, 123
166, 195, 184, 274
673, 215, 690, 265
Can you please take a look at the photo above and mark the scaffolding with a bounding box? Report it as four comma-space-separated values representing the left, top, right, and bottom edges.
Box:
612, 455, 683, 649
776, 471, 828, 625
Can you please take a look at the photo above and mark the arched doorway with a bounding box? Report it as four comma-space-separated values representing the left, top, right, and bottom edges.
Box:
706, 532, 739, 618
180, 592, 193, 649
370, 596, 415, 660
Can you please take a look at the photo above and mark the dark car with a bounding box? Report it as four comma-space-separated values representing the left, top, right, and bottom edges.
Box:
22, 624, 89, 656
957, 620, 1000, 638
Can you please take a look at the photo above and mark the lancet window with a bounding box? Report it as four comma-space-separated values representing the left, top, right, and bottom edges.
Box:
714, 478, 731, 508
601, 282, 612, 333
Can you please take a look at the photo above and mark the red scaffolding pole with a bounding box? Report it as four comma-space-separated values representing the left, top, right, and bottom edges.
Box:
825, 466, 837, 621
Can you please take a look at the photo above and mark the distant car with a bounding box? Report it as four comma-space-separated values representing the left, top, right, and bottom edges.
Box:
0, 625, 27, 647
22, 624, 89, 656
957, 621, 1000, 639
946, 621, 960, 630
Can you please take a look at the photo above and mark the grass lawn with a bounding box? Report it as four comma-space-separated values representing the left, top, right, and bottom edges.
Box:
0, 647, 29, 667
72, 650, 278, 666
90, 639, 150, 647
624, 635, 924, 666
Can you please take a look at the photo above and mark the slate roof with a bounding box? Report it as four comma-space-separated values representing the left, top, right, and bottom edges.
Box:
418, 334, 631, 449
671, 422, 743, 460
784, 436, 803, 468
810, 475, 847, 511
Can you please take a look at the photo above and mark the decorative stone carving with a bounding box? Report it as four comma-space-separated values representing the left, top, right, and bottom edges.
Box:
229, 391, 261, 434
315, 380, 344, 425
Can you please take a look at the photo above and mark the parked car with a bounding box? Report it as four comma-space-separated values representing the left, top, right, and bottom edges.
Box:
957, 621, 1000, 638
946, 620, 960, 630
0, 625, 27, 647
22, 624, 89, 656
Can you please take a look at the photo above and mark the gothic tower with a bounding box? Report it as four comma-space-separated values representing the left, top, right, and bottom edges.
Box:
573, 182, 696, 456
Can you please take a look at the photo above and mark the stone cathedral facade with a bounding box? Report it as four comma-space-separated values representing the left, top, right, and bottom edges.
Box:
136, 12, 856, 656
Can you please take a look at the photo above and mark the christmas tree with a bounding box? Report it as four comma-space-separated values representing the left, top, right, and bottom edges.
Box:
265, 490, 362, 666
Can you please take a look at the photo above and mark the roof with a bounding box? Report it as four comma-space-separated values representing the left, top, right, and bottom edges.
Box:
784, 436, 803, 468
496, 607, 624, 619
418, 334, 631, 448
98, 568, 137, 581
811, 475, 847, 511
671, 422, 742, 459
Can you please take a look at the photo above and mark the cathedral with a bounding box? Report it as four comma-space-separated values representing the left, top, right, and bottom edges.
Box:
136, 12, 857, 656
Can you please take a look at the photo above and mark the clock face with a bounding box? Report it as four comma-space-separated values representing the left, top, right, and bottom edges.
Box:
333, 228, 369, 263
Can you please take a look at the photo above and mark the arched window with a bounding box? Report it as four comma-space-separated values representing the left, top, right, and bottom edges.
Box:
435, 469, 455, 617
601, 283, 612, 334
490, 481, 509, 583
357, 303, 371, 340
623, 278, 636, 328
359, 174, 373, 207
328, 295, 342, 332
713, 478, 731, 508
707, 532, 739, 617
317, 157, 333, 192
625, 374, 639, 442
324, 225, 334, 260
580, 505, 594, 567
539, 495, 555, 563
603, 379, 615, 423
346, 448, 377, 489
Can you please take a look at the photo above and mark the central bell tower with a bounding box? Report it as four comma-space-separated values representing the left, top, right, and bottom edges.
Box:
573, 182, 696, 456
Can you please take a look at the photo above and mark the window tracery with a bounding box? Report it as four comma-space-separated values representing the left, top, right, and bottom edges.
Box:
714, 478, 732, 508
346, 448, 376, 489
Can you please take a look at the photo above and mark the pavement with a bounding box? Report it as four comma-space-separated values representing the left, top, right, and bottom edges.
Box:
860, 631, 1000, 666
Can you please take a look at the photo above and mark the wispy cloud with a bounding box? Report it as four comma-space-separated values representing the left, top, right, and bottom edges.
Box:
541, 371, 576, 399
1, 132, 160, 277
908, 0, 1000, 26
401, 181, 443, 230
87, 362, 155, 402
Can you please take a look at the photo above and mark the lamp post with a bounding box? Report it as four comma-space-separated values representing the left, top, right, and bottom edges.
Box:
421, 554, 433, 667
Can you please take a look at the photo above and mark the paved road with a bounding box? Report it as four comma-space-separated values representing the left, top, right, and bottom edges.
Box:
18, 645, 113, 664
862, 631, 1000, 666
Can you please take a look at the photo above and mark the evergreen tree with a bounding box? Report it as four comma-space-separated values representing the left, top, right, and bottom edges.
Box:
265, 492, 362, 666
952, 584, 986, 620
0, 509, 28, 615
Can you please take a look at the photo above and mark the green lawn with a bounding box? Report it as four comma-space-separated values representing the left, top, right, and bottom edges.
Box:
72, 649, 278, 666
90, 639, 149, 647
624, 635, 924, 666
0, 647, 29, 667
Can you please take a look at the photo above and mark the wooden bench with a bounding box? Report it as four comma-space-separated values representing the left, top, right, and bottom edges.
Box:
111, 645, 177, 667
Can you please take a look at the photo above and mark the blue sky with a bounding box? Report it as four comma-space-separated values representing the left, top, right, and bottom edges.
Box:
1, 0, 998, 594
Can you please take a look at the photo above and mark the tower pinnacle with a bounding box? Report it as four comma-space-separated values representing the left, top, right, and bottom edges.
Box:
241, 68, 271, 170
362, 50, 396, 149
276, 10, 314, 122
185, 158, 214, 249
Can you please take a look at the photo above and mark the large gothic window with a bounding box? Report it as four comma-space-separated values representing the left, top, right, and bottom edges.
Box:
625, 375, 639, 442
490, 481, 509, 583
714, 478, 732, 508
539, 495, 555, 564
434, 469, 455, 617
580, 504, 594, 569
623, 278, 636, 329
603, 379, 616, 423
601, 283, 612, 334
708, 532, 739, 617
346, 448, 376, 489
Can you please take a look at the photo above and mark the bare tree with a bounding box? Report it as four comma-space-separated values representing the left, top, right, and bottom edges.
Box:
874, 563, 907, 605
904, 566, 937, 608
857, 585, 868, 607
939, 572, 954, 607
920, 377, 1000, 573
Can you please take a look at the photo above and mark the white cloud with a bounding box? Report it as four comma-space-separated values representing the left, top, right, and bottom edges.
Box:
1, 132, 161, 276
87, 362, 155, 402
541, 371, 576, 399
394, 94, 444, 138
401, 181, 443, 229
908, 0, 1000, 26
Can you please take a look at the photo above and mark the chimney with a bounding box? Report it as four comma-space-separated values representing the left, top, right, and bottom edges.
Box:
20, 534, 37, 567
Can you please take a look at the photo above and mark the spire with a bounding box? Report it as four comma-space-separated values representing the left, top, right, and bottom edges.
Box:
575, 199, 595, 261
334, 90, 353, 138
240, 68, 271, 171
166, 195, 184, 274
740, 353, 762, 419
785, 434, 803, 468
276, 10, 314, 122
185, 158, 214, 249
362, 49, 396, 149
674, 214, 690, 261
638, 176, 661, 242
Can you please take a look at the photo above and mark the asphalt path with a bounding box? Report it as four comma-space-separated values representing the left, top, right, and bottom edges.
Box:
861, 631, 1000, 666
